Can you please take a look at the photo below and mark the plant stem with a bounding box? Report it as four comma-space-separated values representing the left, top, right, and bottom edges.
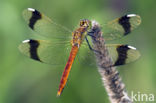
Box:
89, 21, 132, 103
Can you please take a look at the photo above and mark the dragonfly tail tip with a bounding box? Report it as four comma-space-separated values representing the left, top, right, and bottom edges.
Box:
57, 91, 61, 97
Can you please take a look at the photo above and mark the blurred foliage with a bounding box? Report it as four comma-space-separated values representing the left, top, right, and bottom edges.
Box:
0, 0, 156, 103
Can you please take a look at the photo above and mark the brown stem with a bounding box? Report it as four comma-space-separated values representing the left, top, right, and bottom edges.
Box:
90, 21, 132, 103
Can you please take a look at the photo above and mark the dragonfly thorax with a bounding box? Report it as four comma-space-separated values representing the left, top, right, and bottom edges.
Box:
71, 30, 86, 48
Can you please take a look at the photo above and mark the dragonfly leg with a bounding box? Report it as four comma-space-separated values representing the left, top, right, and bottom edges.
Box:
87, 32, 96, 39
85, 37, 100, 54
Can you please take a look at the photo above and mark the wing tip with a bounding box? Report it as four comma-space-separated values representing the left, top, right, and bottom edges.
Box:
127, 14, 141, 24
127, 45, 141, 58
27, 8, 35, 12
126, 14, 140, 18
127, 14, 137, 17
22, 39, 30, 43
127, 45, 137, 50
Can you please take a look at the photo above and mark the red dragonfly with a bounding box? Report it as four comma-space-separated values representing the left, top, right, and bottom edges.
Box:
19, 8, 141, 96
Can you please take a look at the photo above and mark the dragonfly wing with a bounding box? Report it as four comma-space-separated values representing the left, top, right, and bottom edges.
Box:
76, 43, 95, 66
106, 44, 140, 66
19, 39, 71, 65
23, 8, 72, 38
102, 14, 141, 40
77, 43, 140, 67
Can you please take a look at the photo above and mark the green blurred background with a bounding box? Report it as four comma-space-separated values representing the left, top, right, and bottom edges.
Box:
0, 0, 156, 103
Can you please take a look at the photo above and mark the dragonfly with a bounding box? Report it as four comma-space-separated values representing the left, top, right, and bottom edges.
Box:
19, 8, 141, 96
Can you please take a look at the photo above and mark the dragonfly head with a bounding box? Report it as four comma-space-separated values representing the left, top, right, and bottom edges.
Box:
80, 19, 91, 29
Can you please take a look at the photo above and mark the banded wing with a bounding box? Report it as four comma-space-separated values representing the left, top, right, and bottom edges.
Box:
75, 43, 140, 67
23, 8, 72, 38
19, 39, 140, 66
106, 44, 140, 66
102, 14, 141, 40
18, 39, 71, 65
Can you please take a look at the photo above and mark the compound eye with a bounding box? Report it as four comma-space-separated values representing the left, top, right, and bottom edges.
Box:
80, 21, 85, 26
